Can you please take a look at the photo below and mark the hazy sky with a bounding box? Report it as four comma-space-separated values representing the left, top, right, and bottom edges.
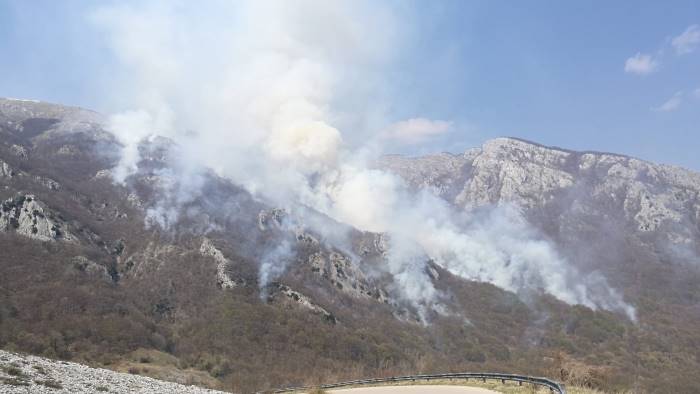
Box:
1, 0, 699, 169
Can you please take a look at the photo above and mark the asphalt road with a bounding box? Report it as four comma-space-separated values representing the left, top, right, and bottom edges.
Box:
328, 385, 499, 394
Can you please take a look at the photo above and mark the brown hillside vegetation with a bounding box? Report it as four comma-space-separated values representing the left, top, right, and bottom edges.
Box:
2, 229, 698, 393
1, 101, 700, 393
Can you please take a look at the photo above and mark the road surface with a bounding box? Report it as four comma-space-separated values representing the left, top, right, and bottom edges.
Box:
328, 385, 499, 394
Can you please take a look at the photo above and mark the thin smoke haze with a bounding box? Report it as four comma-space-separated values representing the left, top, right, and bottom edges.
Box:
89, 0, 635, 320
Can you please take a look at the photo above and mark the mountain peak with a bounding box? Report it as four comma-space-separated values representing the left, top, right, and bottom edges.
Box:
0, 97, 102, 124
481, 137, 579, 156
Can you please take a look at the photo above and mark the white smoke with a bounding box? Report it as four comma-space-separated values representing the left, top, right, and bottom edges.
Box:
259, 239, 293, 294
107, 110, 171, 183
89, 0, 635, 320
383, 118, 453, 145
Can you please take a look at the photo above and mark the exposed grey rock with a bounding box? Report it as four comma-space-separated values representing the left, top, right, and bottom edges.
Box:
126, 192, 143, 209
0, 195, 74, 242
34, 176, 61, 191
199, 238, 238, 289
258, 208, 287, 231
379, 137, 700, 245
94, 169, 112, 180
0, 161, 60, 190
307, 251, 389, 303
426, 263, 440, 281
356, 232, 389, 257
9, 145, 28, 160
294, 229, 320, 246
115, 241, 178, 279
56, 144, 80, 156
71, 256, 111, 282
268, 283, 337, 324
0, 160, 16, 178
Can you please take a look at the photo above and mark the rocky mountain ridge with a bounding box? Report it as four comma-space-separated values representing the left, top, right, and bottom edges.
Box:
2, 97, 699, 393
0, 97, 406, 322
379, 137, 700, 268
380, 137, 700, 235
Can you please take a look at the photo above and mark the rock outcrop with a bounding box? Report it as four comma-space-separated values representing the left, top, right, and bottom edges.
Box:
0, 160, 15, 178
70, 256, 112, 282
307, 251, 389, 303
267, 283, 338, 324
0, 195, 73, 242
200, 238, 238, 289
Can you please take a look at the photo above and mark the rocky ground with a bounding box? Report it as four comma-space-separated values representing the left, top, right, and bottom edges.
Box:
0, 350, 226, 394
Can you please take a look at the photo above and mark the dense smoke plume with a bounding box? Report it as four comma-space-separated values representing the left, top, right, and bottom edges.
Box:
90, 0, 635, 320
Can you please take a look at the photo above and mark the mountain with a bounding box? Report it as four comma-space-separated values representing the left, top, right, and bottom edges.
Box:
1, 98, 699, 393
379, 137, 700, 304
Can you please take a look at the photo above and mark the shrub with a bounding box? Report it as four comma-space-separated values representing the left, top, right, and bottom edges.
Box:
36, 379, 63, 389
2, 377, 30, 386
32, 365, 47, 374
4, 366, 24, 376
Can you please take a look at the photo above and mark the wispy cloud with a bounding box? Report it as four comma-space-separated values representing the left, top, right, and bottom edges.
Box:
624, 52, 659, 75
384, 117, 452, 144
693, 88, 700, 99
652, 91, 683, 112
625, 24, 700, 75
671, 25, 700, 55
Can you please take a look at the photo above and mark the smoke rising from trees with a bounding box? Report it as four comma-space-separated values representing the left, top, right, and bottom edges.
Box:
90, 0, 634, 320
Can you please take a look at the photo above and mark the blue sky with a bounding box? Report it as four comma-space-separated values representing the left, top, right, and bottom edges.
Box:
1, 1, 699, 169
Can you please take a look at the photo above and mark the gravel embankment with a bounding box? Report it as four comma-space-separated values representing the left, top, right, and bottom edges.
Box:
0, 350, 227, 393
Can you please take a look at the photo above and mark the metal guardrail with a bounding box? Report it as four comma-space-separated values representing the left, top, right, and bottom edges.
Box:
271, 372, 566, 394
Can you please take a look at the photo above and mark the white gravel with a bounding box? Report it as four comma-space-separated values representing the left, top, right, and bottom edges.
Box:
0, 350, 227, 393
